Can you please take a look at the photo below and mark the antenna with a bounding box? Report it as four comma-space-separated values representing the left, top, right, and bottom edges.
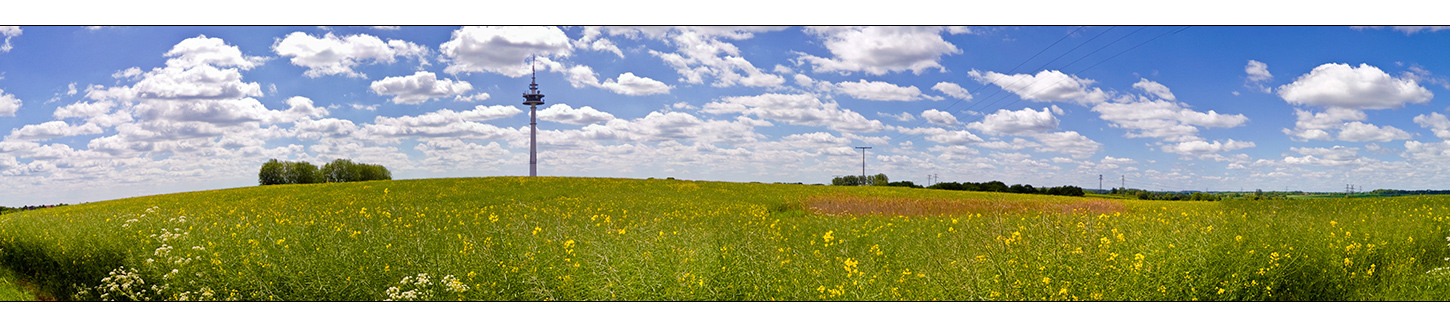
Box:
522, 55, 546, 177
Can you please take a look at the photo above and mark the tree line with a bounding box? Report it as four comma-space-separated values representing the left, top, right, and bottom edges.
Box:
831, 174, 1085, 197
259, 158, 391, 185
1106, 188, 1223, 201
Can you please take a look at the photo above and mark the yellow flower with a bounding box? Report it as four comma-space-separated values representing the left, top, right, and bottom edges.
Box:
1042, 277, 1051, 284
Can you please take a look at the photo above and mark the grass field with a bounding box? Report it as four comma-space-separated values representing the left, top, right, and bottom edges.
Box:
1, 177, 1448, 301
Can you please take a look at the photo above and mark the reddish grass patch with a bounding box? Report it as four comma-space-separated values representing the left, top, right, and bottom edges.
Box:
803, 194, 1124, 217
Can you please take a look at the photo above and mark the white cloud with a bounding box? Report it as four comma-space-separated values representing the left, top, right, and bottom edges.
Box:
0, 89, 19, 116
1278, 63, 1432, 110
1245, 60, 1273, 92
1161, 139, 1256, 156
273, 32, 427, 78
600, 72, 672, 96
163, 35, 266, 70
361, 106, 522, 141
1132, 78, 1175, 101
646, 28, 784, 87
978, 138, 1039, 150
538, 104, 616, 125
1091, 94, 1247, 142
921, 109, 960, 126
454, 92, 491, 102
969, 69, 1108, 105
369, 71, 473, 104
573, 27, 624, 58
278, 96, 329, 121
932, 82, 972, 100
290, 118, 359, 140
54, 100, 112, 119
878, 111, 914, 122
967, 106, 1060, 135
925, 130, 984, 145
1032, 131, 1101, 159
835, 80, 939, 101
440, 26, 573, 77
112, 67, 143, 81
5, 121, 103, 141
703, 93, 886, 133
1337, 121, 1411, 142
797, 27, 961, 75
0, 26, 20, 52
1392, 26, 1450, 34
1414, 112, 1450, 139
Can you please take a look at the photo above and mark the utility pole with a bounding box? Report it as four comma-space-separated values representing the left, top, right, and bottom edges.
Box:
855, 146, 871, 186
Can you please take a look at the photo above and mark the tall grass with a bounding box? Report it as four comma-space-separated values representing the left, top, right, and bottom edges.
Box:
0, 177, 1446, 300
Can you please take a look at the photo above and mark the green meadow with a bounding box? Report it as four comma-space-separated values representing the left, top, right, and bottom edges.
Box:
1, 177, 1447, 301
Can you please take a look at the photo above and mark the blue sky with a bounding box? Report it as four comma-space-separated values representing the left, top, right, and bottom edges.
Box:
4, 25, 1450, 206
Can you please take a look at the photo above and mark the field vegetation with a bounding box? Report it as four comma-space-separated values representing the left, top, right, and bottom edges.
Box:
0, 177, 1448, 301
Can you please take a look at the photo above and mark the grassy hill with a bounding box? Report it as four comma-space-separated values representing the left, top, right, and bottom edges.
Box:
1, 177, 1448, 301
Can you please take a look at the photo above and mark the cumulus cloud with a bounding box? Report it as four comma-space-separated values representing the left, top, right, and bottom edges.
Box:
1033, 131, 1101, 159
5, 121, 104, 141
797, 27, 962, 75
290, 118, 359, 140
967, 107, 1060, 135
1091, 84, 1247, 143
932, 82, 972, 100
921, 109, 960, 126
440, 26, 572, 77
1414, 112, 1450, 139
0, 89, 19, 116
835, 80, 940, 101
878, 111, 914, 122
969, 69, 1108, 105
1161, 139, 1256, 156
646, 28, 784, 87
1245, 60, 1273, 92
1278, 63, 1432, 110
538, 104, 616, 125
703, 93, 886, 133
1337, 121, 1411, 142
361, 106, 523, 141
1133, 78, 1175, 101
163, 35, 267, 70
1391, 26, 1450, 34
272, 32, 427, 78
369, 71, 473, 104
599, 72, 672, 96
1, 26, 20, 52
573, 26, 624, 58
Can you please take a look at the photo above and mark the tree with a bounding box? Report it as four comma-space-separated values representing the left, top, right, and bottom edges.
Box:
286, 161, 323, 184
258, 159, 286, 185
359, 163, 392, 181
323, 159, 359, 183
867, 173, 889, 186
832, 175, 863, 186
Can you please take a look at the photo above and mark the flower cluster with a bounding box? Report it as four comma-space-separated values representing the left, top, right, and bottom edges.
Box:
384, 273, 470, 301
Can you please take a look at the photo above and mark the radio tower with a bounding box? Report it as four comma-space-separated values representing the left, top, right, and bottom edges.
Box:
522, 58, 545, 177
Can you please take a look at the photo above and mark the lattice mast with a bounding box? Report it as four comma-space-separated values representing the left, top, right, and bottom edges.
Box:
522, 60, 545, 177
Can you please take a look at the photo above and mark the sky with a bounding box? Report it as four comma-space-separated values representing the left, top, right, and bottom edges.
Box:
5, 25, 1450, 206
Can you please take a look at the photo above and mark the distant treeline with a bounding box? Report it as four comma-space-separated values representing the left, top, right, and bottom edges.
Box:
831, 174, 1084, 197
1105, 187, 1223, 201
1370, 189, 1450, 196
0, 203, 68, 215
929, 181, 1086, 197
259, 158, 391, 185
